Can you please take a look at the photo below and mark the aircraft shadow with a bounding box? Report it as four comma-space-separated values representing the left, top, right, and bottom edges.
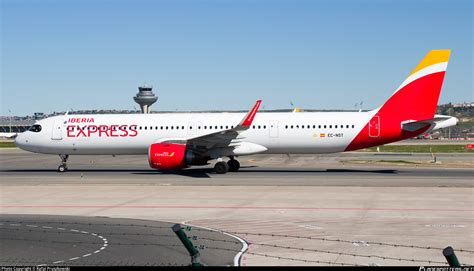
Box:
1, 167, 398, 179
131, 166, 259, 178
133, 167, 398, 177
236, 168, 397, 174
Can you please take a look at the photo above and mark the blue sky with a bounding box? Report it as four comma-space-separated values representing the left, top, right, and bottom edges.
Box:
1, 0, 472, 116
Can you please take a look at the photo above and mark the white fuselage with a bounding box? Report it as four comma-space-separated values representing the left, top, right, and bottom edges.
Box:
15, 111, 374, 155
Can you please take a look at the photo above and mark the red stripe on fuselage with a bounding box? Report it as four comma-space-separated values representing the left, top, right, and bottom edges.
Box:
346, 71, 446, 151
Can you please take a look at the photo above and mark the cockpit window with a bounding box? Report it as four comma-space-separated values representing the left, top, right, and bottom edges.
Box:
29, 124, 42, 133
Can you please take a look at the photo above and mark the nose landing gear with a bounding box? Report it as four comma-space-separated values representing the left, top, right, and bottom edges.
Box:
57, 154, 69, 173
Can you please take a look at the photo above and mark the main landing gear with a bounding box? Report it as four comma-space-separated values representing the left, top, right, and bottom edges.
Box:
214, 157, 240, 174
227, 158, 240, 172
57, 154, 69, 173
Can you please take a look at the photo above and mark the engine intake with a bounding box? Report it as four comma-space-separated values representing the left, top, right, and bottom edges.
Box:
148, 143, 207, 170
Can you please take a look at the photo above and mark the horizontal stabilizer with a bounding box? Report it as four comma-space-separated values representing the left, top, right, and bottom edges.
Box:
402, 115, 458, 132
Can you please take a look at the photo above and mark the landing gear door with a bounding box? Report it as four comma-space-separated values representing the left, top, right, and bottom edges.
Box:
51, 119, 64, 140
369, 115, 380, 137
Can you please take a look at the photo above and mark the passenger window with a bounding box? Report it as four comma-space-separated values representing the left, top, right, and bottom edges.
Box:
285, 125, 288, 129
264, 125, 266, 129
335, 125, 338, 128
346, 125, 349, 128
291, 125, 293, 129
352, 125, 355, 128
182, 126, 185, 130
258, 125, 261, 129
329, 125, 332, 128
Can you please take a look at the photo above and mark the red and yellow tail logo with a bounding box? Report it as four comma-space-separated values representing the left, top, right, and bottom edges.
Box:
346, 50, 451, 152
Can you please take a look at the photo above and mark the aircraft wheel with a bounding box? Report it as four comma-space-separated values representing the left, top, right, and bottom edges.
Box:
214, 161, 229, 174
227, 159, 240, 172
57, 165, 67, 173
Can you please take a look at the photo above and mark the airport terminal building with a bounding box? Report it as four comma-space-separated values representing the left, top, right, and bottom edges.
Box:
0, 118, 34, 133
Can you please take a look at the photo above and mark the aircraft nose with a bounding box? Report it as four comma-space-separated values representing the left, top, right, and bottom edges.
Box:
14, 133, 22, 147
14, 132, 28, 150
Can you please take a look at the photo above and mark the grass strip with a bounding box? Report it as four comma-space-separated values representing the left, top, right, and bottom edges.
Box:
361, 144, 473, 153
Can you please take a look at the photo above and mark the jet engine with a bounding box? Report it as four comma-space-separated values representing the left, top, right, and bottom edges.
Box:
148, 143, 207, 170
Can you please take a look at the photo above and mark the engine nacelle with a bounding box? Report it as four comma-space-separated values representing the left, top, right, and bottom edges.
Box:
148, 143, 208, 170
148, 143, 186, 169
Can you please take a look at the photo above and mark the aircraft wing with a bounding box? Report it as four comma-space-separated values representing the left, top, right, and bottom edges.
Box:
157, 100, 264, 156
186, 100, 261, 152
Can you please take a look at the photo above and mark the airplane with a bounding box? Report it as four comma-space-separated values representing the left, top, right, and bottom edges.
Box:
15, 50, 458, 174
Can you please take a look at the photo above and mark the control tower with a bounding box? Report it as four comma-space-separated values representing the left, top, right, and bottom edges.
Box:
133, 85, 158, 114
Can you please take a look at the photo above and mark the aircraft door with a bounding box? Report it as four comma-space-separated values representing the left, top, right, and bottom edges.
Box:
269, 120, 279, 138
369, 115, 380, 137
51, 119, 64, 140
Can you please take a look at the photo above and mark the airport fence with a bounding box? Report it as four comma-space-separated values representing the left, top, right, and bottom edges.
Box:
1, 220, 473, 266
